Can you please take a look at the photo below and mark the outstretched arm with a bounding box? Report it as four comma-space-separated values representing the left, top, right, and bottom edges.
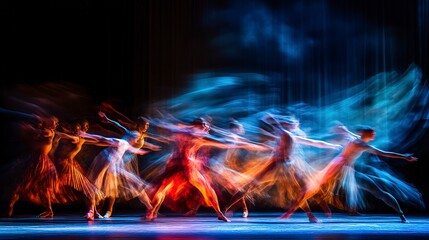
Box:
79, 131, 117, 146
141, 141, 162, 151
55, 131, 80, 143
366, 146, 418, 162
294, 135, 342, 150
126, 143, 149, 155
201, 135, 271, 151
235, 140, 273, 151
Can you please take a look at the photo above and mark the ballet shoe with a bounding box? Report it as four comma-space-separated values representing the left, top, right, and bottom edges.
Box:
103, 210, 112, 218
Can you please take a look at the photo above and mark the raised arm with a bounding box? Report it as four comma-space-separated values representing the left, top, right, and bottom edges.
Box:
98, 111, 129, 133
100, 102, 134, 124
366, 145, 418, 162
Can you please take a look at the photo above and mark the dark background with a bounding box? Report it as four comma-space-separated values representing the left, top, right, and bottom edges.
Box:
0, 0, 428, 214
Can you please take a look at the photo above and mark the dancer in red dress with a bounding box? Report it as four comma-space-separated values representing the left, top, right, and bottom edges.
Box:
145, 118, 269, 222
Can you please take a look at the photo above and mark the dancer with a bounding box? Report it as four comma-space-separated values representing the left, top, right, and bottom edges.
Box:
174, 119, 254, 218
145, 117, 269, 222
97, 111, 161, 218
223, 114, 341, 222
8, 115, 60, 218
83, 129, 154, 221
281, 125, 418, 223
208, 119, 253, 218
52, 119, 104, 216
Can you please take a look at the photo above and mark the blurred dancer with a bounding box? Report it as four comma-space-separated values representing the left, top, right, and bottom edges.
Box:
97, 111, 161, 218
207, 119, 254, 218
223, 114, 340, 222
146, 118, 268, 222
8, 116, 60, 218
53, 120, 104, 217
281, 125, 418, 223
83, 129, 153, 221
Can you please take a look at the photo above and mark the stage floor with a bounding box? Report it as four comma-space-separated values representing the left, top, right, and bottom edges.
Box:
1, 212, 428, 239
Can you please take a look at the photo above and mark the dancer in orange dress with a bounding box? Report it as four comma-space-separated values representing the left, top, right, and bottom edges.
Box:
8, 116, 60, 218
52, 120, 104, 217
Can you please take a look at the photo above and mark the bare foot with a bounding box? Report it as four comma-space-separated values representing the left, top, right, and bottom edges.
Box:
38, 211, 53, 218
279, 211, 292, 219
309, 216, 321, 223
242, 210, 248, 218
217, 214, 231, 222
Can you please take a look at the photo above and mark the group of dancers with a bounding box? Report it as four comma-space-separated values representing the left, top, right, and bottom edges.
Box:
1, 103, 424, 223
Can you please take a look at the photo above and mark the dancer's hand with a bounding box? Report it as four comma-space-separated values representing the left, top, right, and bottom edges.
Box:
98, 111, 106, 118
98, 111, 109, 123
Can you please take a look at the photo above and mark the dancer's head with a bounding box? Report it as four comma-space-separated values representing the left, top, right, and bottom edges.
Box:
136, 116, 149, 133
192, 117, 210, 133
356, 126, 376, 141
80, 119, 90, 132
279, 116, 299, 131
42, 116, 59, 130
